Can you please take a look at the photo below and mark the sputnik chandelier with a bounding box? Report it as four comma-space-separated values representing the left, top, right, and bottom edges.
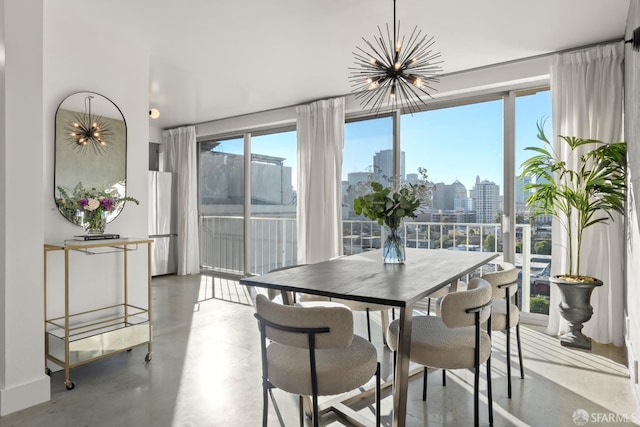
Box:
348, 0, 443, 114
65, 95, 111, 154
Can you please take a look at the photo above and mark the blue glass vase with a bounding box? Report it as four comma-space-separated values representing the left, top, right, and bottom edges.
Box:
383, 224, 405, 264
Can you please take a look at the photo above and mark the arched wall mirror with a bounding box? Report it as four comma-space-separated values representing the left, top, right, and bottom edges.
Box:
54, 91, 128, 226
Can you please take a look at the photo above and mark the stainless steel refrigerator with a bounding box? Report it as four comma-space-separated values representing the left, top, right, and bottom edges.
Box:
148, 171, 178, 276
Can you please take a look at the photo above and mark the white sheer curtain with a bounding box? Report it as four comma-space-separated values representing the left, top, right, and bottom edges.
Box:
296, 97, 345, 264
547, 42, 625, 345
163, 126, 200, 275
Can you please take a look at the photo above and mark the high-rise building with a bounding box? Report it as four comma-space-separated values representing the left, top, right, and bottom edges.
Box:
516, 175, 532, 206
373, 149, 405, 183
431, 182, 447, 210
472, 176, 501, 223
432, 179, 468, 211
451, 180, 469, 211
406, 173, 419, 185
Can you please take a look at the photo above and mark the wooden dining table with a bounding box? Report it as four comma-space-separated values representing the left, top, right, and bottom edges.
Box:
240, 248, 499, 427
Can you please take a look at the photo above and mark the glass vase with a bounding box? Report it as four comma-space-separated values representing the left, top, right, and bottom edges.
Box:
80, 209, 107, 235
383, 224, 405, 264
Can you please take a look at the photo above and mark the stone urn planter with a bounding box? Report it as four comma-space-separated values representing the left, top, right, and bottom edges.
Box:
552, 276, 603, 350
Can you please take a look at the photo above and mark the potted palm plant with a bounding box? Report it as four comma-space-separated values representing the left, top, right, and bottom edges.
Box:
521, 119, 626, 349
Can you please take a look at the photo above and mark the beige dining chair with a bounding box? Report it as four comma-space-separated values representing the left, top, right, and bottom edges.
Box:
386, 278, 494, 427
309, 296, 393, 344
254, 294, 380, 427
481, 261, 524, 399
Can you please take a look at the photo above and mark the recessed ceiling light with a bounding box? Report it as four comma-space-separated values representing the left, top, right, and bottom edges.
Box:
149, 108, 160, 119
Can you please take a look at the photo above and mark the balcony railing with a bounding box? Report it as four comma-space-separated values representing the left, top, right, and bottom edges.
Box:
200, 216, 543, 313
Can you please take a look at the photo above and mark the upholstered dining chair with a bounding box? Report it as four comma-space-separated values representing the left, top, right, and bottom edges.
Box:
325, 298, 393, 344
386, 278, 494, 427
481, 261, 524, 399
254, 294, 381, 427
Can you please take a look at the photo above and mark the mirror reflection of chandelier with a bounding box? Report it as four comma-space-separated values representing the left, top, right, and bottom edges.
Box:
65, 95, 111, 154
348, 0, 443, 115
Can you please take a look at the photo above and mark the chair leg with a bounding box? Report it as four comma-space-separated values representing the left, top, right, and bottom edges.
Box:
506, 325, 512, 399
422, 367, 428, 401
487, 322, 493, 425
393, 351, 397, 383
442, 369, 446, 386
516, 323, 525, 379
474, 362, 480, 427
298, 395, 304, 427
262, 384, 269, 427
487, 356, 494, 426
312, 393, 319, 427
427, 297, 431, 315
366, 308, 372, 342
504, 295, 513, 398
381, 310, 390, 346
376, 362, 381, 427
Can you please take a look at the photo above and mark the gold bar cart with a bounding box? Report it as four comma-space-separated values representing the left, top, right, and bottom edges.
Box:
43, 238, 153, 390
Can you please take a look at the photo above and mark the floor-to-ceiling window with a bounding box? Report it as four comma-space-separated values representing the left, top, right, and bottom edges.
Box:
342, 116, 393, 254
198, 129, 298, 276
516, 89, 552, 315
196, 88, 551, 308
250, 130, 297, 273
400, 99, 504, 252
199, 137, 245, 274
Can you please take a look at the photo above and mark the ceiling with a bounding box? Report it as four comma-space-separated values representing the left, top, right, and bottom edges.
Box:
45, 1, 631, 130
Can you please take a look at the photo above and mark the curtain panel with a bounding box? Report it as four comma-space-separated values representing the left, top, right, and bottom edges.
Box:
548, 42, 625, 345
163, 126, 201, 275
296, 97, 345, 264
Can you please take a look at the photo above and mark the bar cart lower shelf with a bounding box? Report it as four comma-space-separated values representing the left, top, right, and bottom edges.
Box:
44, 238, 153, 390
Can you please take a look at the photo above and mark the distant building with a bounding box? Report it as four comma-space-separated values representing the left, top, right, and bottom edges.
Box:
454, 197, 473, 212
432, 179, 469, 211
451, 180, 469, 211
373, 149, 405, 182
516, 175, 532, 206
406, 173, 419, 185
343, 172, 375, 218
200, 151, 294, 216
471, 176, 500, 223
430, 210, 477, 223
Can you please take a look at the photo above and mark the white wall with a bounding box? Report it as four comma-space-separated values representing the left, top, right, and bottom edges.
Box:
0, 0, 49, 415
0, 1, 150, 415
625, 0, 640, 408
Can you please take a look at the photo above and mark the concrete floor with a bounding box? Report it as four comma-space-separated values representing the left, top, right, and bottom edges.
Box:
2, 274, 638, 426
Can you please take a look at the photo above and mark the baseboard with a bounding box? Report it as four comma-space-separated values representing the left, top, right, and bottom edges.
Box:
0, 374, 50, 416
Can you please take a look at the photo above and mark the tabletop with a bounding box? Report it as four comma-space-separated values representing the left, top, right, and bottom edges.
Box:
240, 248, 499, 307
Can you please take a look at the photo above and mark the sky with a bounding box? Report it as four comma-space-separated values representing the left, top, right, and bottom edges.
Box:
344, 91, 551, 193
209, 90, 551, 195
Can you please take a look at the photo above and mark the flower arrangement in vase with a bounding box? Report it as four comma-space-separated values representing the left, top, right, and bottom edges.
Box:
56, 182, 139, 234
353, 173, 431, 263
